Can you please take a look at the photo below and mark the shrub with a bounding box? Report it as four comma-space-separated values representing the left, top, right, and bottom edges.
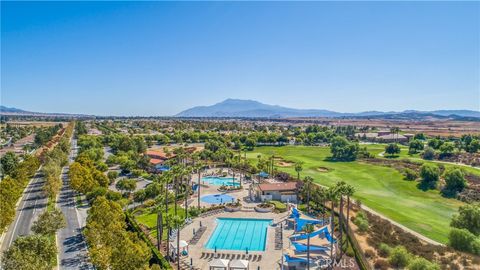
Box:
448, 228, 479, 254
374, 259, 389, 270
403, 168, 419, 181
378, 243, 392, 257
388, 246, 411, 268
270, 200, 287, 212
407, 256, 440, 270
353, 211, 369, 232
422, 147, 436, 160
442, 169, 467, 196
450, 203, 480, 236
419, 163, 439, 189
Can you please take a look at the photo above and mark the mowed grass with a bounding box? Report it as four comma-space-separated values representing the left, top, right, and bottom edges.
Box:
135, 204, 186, 240
248, 146, 465, 244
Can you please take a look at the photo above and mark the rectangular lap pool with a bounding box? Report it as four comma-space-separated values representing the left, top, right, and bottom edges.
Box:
205, 218, 272, 251
201, 176, 240, 187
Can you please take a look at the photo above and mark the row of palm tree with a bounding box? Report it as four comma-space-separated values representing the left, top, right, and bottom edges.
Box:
152, 148, 209, 270
301, 180, 356, 269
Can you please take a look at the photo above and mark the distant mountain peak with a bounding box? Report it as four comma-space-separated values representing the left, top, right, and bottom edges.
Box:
175, 99, 480, 119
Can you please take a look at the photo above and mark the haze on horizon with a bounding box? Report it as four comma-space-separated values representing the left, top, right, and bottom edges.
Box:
1, 1, 479, 116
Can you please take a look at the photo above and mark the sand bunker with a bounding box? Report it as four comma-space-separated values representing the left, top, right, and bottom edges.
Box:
317, 167, 331, 173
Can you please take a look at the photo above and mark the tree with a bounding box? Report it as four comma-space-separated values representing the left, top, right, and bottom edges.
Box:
326, 186, 339, 261
343, 184, 355, 241
388, 246, 411, 268
466, 139, 480, 153
107, 171, 119, 183
304, 224, 315, 270
31, 209, 66, 235
295, 162, 303, 180
450, 203, 480, 236
0, 152, 19, 177
419, 163, 439, 189
244, 137, 256, 150
442, 168, 467, 196
1, 234, 57, 270
421, 147, 436, 160
330, 136, 359, 161
115, 178, 137, 194
439, 142, 455, 158
408, 139, 424, 154
448, 228, 478, 254
385, 143, 400, 157
303, 176, 313, 213
69, 162, 96, 194
171, 215, 184, 270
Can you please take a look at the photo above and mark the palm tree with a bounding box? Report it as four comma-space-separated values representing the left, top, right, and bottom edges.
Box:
344, 184, 355, 238
335, 181, 347, 259
304, 176, 313, 213
154, 195, 166, 252
165, 212, 174, 261
295, 162, 304, 180
195, 163, 203, 208
326, 186, 339, 263
304, 224, 315, 270
171, 214, 184, 270
184, 167, 191, 220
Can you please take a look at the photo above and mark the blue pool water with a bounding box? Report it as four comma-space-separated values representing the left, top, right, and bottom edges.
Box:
202, 176, 240, 187
201, 194, 235, 204
205, 218, 272, 251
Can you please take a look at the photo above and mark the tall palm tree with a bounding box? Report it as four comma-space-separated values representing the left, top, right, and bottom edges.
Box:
304, 176, 313, 213
154, 195, 166, 252
304, 224, 315, 270
165, 213, 174, 261
184, 166, 192, 220
171, 214, 184, 270
326, 186, 339, 263
344, 184, 355, 237
195, 163, 203, 208
295, 162, 304, 180
335, 181, 347, 259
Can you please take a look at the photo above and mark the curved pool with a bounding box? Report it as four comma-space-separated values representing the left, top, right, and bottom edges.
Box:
201, 194, 235, 204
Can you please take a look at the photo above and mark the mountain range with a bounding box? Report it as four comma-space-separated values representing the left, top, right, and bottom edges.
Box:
176, 99, 480, 119
2, 101, 479, 119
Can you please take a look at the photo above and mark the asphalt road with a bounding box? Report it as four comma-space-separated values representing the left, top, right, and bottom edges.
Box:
57, 139, 93, 269
0, 168, 47, 254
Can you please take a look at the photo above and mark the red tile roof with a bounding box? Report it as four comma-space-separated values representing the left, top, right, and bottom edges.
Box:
258, 182, 298, 192
149, 158, 163, 165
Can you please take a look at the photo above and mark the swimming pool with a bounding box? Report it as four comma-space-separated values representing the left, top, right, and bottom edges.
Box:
201, 176, 240, 187
205, 218, 272, 251
201, 194, 235, 204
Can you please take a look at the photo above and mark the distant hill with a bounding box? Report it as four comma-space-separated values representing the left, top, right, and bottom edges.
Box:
0, 106, 29, 113
0, 105, 92, 118
176, 99, 480, 119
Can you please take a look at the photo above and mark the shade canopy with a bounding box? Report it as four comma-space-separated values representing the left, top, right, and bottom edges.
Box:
229, 259, 249, 269
170, 240, 188, 249
209, 258, 229, 270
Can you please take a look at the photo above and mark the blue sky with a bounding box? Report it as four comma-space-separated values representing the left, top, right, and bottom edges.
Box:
2, 1, 479, 116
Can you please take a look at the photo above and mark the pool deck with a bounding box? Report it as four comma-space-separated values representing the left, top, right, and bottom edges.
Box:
180, 210, 293, 270
177, 170, 294, 269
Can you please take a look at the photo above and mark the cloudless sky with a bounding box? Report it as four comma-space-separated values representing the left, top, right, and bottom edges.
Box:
2, 1, 479, 116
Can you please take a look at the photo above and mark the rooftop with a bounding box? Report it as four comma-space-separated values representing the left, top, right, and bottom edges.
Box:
258, 182, 298, 192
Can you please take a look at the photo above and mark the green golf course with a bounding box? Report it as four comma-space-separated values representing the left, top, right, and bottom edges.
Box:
247, 145, 470, 244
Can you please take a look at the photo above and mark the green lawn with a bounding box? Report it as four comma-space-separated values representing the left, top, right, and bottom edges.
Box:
248, 145, 466, 244
135, 204, 186, 240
